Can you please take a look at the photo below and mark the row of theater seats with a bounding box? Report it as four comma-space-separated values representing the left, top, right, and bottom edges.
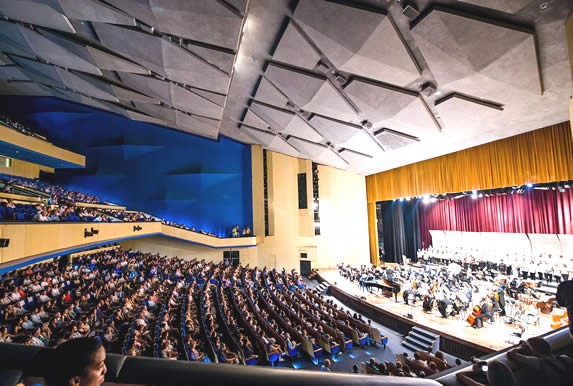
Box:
432, 327, 573, 386
363, 350, 451, 378
0, 174, 236, 236
0, 114, 47, 141
0, 173, 100, 204
0, 248, 384, 370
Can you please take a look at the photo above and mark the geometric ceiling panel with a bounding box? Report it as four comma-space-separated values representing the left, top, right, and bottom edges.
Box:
57, 0, 136, 26
253, 77, 289, 109
412, 9, 541, 100
91, 22, 167, 76
191, 88, 226, 107
267, 136, 301, 159
13, 24, 102, 75
9, 56, 66, 87
386, 97, 441, 139
250, 101, 296, 131
39, 29, 103, 68
264, 63, 325, 109
0, 0, 76, 33
279, 115, 323, 143
161, 42, 229, 94
170, 87, 223, 119
309, 115, 362, 146
97, 23, 231, 92
338, 148, 373, 165
241, 110, 269, 131
106, 0, 245, 50
187, 44, 235, 74
273, 21, 321, 70
109, 85, 157, 104
302, 81, 358, 123
287, 136, 328, 158
435, 94, 504, 141
104, 0, 156, 27
0, 80, 52, 96
344, 79, 418, 122
118, 73, 172, 104
134, 102, 177, 124
175, 113, 219, 139
0, 54, 12, 65
0, 21, 36, 55
457, 0, 531, 14
314, 148, 348, 169
85, 46, 150, 75
265, 64, 357, 122
124, 110, 166, 126
57, 71, 119, 102
342, 131, 383, 157
0, 66, 29, 81
294, 0, 420, 86
241, 125, 276, 147
0, 0, 570, 175
374, 128, 419, 151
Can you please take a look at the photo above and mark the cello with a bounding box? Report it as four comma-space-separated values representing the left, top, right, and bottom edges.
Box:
467, 305, 482, 327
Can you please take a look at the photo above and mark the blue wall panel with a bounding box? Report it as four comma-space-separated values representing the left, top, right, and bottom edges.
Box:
0, 97, 252, 237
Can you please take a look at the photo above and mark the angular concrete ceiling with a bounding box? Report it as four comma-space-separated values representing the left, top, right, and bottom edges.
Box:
0, 0, 571, 175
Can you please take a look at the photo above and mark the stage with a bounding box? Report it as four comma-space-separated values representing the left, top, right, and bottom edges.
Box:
318, 270, 557, 356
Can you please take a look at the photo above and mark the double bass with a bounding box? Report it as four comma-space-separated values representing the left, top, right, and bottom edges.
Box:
536, 296, 556, 315
467, 305, 482, 327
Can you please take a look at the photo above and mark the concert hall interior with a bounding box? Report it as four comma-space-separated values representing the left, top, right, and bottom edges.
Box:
0, 1, 573, 386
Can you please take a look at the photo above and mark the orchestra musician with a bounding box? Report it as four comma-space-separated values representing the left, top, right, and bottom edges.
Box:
474, 297, 494, 328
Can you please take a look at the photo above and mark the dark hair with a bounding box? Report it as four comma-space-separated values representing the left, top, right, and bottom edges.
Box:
37, 337, 103, 386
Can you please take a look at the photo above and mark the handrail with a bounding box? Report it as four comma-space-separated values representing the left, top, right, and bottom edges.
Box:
0, 342, 442, 386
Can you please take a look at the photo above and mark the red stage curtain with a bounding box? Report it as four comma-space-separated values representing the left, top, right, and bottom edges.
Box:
419, 188, 573, 247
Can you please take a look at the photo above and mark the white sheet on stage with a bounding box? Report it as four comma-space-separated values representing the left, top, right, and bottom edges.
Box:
528, 233, 562, 257
558, 235, 573, 258
429, 230, 571, 257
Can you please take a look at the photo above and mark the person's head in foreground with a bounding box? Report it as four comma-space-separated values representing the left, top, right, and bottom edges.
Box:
41, 337, 107, 386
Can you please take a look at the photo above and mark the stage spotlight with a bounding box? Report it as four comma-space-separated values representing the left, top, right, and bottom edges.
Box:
405, 197, 411, 201
471, 190, 478, 199
399, 198, 404, 202
422, 195, 431, 204
526, 183, 533, 188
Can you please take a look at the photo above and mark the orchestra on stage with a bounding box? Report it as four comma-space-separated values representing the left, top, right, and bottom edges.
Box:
337, 246, 572, 338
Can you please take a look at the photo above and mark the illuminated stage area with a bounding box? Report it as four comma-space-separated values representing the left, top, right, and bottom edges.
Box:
319, 270, 556, 355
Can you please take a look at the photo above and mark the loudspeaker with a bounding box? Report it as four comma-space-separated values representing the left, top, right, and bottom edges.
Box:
297, 173, 307, 209
0, 238, 9, 248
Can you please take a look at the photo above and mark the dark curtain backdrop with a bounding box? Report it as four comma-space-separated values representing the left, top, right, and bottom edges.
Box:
419, 188, 573, 247
403, 201, 422, 261
381, 201, 421, 263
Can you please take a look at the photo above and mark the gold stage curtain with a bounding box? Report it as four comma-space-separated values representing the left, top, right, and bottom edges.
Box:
367, 202, 379, 265
366, 122, 573, 203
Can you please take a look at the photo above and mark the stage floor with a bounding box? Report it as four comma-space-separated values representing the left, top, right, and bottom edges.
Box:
319, 270, 555, 352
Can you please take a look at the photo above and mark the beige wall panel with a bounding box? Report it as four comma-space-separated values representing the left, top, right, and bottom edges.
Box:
0, 125, 85, 167
0, 221, 256, 268
120, 236, 258, 266
0, 158, 54, 179
255, 151, 370, 271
